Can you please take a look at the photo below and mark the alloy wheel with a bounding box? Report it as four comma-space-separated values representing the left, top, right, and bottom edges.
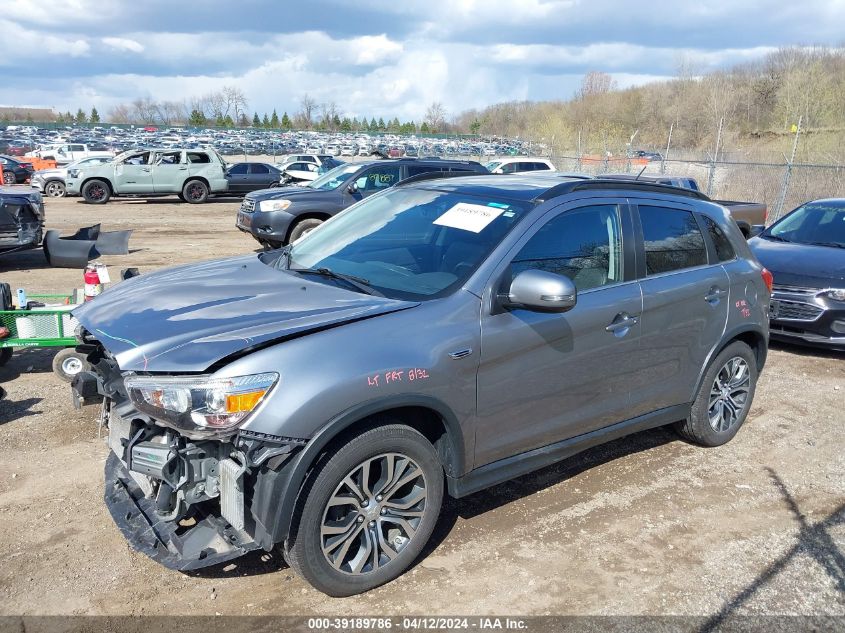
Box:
320, 452, 427, 575
708, 357, 751, 432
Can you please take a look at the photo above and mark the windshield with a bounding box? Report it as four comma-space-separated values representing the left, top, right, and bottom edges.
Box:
307, 163, 360, 190
766, 202, 845, 247
285, 188, 532, 300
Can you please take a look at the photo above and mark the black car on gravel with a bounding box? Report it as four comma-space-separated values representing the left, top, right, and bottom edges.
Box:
748, 198, 845, 349
236, 158, 488, 248
0, 155, 35, 185
225, 162, 284, 194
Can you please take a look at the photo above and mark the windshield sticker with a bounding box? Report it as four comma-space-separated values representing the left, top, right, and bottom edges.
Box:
434, 203, 505, 233
487, 202, 510, 209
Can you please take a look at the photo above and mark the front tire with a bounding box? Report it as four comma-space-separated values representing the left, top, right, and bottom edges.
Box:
286, 424, 443, 596
3, 171, 16, 185
288, 218, 323, 243
45, 180, 66, 197
82, 179, 110, 204
182, 179, 209, 203
676, 341, 758, 446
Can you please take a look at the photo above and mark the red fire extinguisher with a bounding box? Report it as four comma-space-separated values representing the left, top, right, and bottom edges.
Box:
83, 264, 103, 301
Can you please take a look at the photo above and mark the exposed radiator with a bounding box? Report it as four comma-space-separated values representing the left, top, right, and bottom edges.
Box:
219, 458, 245, 531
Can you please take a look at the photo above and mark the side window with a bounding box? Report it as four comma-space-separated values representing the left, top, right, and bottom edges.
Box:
157, 151, 181, 165
358, 165, 401, 192
186, 152, 210, 164
407, 165, 441, 177
228, 163, 249, 175
532, 162, 551, 171
511, 205, 624, 292
702, 215, 736, 262
639, 205, 707, 275
500, 162, 517, 174
70, 144, 85, 152
123, 152, 150, 165
249, 164, 270, 175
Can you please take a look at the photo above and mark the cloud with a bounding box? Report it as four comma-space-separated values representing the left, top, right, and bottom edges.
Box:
0, 0, 842, 120
102, 37, 144, 53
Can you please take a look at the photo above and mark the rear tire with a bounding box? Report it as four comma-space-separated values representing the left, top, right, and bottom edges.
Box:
286, 424, 443, 596
82, 179, 110, 204
182, 180, 209, 203
288, 218, 323, 243
3, 171, 16, 185
675, 341, 758, 447
52, 348, 90, 383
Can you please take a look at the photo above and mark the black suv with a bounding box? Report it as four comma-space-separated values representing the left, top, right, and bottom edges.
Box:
236, 158, 488, 247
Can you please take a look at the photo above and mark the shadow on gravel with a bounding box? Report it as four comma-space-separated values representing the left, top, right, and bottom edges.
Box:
700, 468, 845, 633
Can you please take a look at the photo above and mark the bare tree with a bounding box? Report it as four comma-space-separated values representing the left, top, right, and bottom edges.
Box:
299, 94, 317, 129
108, 103, 132, 124
579, 71, 616, 99
131, 97, 158, 124
222, 85, 248, 121
424, 102, 446, 132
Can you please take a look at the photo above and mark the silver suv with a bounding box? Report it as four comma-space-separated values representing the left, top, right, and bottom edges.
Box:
65, 148, 229, 204
70, 174, 771, 596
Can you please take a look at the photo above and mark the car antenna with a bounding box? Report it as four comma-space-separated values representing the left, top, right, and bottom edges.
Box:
634, 165, 648, 180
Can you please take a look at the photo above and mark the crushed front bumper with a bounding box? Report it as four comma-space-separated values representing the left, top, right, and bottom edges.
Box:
104, 452, 260, 571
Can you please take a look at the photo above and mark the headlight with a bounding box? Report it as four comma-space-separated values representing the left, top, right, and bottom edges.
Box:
125, 372, 279, 436
259, 199, 291, 212
68, 169, 81, 178
822, 289, 845, 302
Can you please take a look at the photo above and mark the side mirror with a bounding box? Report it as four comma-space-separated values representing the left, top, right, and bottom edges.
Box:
747, 224, 765, 239
347, 182, 358, 194
506, 269, 577, 312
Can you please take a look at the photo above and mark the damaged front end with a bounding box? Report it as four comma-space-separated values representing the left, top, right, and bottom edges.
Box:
0, 189, 44, 253
75, 331, 306, 571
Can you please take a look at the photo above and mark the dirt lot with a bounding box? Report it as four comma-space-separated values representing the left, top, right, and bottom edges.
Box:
0, 191, 843, 617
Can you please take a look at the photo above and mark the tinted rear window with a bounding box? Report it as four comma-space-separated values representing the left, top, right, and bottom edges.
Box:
639, 205, 707, 275
702, 215, 736, 262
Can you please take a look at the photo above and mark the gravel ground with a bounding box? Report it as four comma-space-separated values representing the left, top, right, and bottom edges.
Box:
0, 191, 843, 617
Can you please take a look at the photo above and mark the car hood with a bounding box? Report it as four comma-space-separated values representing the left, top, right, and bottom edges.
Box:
245, 186, 341, 203
749, 236, 845, 287
73, 254, 419, 373
34, 168, 66, 178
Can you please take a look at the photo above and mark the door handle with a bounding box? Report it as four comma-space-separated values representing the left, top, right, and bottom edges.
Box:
605, 313, 639, 334
140, 168, 150, 172
178, 167, 187, 170
705, 287, 726, 304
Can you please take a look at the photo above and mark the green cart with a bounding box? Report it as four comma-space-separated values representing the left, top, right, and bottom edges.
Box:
0, 292, 90, 382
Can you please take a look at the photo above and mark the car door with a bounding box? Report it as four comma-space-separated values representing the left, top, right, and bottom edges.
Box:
152, 151, 186, 192
69, 144, 86, 161
248, 163, 273, 190
474, 199, 642, 467
225, 163, 250, 192
114, 151, 154, 193
627, 200, 730, 417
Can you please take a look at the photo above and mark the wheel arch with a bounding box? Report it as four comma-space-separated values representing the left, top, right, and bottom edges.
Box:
252, 395, 466, 548
284, 211, 332, 243
690, 325, 768, 401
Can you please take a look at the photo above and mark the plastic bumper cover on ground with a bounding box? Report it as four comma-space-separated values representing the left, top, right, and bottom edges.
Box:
104, 452, 259, 571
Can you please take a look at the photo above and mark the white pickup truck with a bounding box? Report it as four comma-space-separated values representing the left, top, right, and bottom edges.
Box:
30, 143, 114, 165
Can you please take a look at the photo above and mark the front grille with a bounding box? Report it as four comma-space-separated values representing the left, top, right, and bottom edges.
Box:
772, 299, 824, 321
772, 284, 817, 296
240, 198, 256, 213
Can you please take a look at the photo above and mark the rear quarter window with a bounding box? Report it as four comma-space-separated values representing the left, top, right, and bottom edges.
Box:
639, 205, 708, 275
702, 215, 736, 262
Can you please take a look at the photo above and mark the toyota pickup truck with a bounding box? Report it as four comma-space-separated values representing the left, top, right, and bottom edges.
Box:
65, 148, 230, 204
603, 174, 767, 236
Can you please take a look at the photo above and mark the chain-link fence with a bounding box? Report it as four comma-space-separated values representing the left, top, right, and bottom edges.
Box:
549, 154, 845, 224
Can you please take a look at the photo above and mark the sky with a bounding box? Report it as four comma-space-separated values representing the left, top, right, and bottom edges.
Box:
1, 0, 843, 121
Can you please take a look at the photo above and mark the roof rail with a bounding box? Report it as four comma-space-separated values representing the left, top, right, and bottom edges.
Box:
396, 170, 493, 187
536, 178, 711, 203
